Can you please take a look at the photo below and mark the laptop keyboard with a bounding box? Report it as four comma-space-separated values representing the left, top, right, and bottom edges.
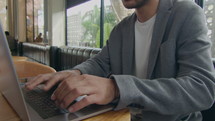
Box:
22, 87, 68, 119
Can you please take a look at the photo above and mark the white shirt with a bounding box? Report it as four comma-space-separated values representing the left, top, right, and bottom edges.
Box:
134, 15, 156, 79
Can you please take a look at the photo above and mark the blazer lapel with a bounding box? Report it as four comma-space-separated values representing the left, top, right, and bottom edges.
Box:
122, 14, 136, 75
147, 0, 173, 78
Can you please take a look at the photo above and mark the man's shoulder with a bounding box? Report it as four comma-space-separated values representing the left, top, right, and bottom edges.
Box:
168, 0, 204, 21
172, 0, 202, 12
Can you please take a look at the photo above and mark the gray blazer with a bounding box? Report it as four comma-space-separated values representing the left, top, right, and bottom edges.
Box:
74, 0, 215, 120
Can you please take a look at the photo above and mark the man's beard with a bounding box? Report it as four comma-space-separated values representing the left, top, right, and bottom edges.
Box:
123, 0, 150, 9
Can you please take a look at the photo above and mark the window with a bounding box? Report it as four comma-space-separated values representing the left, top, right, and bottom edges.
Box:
66, 0, 134, 48
67, 0, 101, 47
0, 0, 8, 31
66, 0, 215, 52
203, 0, 215, 57
34, 0, 44, 41
26, 0, 44, 42
26, 0, 34, 42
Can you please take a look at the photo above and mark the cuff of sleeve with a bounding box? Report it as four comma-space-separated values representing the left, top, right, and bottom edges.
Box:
110, 75, 135, 111
72, 65, 87, 74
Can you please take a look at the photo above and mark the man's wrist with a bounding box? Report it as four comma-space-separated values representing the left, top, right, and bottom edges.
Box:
113, 80, 120, 100
71, 69, 82, 75
111, 80, 120, 105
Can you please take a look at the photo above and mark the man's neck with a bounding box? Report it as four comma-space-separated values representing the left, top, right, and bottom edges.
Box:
135, 0, 159, 23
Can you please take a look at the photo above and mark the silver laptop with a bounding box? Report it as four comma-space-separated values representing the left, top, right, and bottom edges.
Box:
0, 22, 113, 121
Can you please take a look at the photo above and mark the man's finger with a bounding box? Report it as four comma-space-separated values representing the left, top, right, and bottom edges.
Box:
51, 82, 69, 101
59, 86, 92, 109
68, 95, 96, 112
25, 74, 51, 90
52, 76, 83, 101
42, 74, 64, 91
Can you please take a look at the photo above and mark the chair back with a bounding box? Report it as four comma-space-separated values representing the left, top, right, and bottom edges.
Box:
12, 56, 28, 61
14, 61, 56, 78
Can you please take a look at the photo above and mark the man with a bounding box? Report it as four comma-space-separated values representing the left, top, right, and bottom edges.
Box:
34, 33, 43, 43
26, 0, 215, 120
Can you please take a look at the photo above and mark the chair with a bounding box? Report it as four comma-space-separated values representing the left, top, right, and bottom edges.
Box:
12, 56, 28, 61
14, 61, 56, 79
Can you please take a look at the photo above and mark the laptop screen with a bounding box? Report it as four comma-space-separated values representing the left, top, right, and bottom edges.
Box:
0, 22, 30, 121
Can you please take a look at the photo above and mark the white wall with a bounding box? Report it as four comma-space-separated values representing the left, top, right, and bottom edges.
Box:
7, 0, 14, 37
17, 0, 26, 42
8, 0, 26, 42
47, 0, 66, 46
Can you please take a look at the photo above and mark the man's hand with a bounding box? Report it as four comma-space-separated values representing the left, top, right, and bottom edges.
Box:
51, 74, 119, 113
25, 70, 81, 91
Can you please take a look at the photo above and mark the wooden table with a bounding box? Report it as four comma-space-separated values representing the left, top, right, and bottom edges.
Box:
0, 93, 21, 121
0, 92, 130, 121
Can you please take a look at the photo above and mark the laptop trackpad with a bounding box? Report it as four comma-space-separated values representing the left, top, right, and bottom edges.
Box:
68, 104, 113, 121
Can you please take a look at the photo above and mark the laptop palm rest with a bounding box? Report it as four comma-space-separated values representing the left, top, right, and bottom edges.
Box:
26, 101, 113, 121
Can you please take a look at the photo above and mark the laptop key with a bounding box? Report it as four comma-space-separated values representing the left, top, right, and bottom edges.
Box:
21, 87, 68, 119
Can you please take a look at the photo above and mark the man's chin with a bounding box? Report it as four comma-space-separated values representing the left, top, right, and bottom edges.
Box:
122, 0, 150, 9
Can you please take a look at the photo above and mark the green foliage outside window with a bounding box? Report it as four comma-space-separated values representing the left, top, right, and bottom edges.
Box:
81, 5, 118, 48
